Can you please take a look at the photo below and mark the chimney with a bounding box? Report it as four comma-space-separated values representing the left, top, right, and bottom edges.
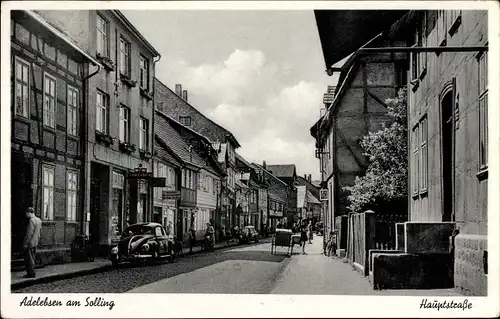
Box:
308, 174, 311, 183
262, 160, 267, 169
175, 84, 182, 96
304, 174, 307, 180
182, 90, 188, 102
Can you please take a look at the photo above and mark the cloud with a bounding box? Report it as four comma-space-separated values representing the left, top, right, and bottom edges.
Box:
155, 49, 326, 179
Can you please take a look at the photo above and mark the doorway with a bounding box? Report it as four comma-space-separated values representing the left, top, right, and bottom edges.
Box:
441, 91, 454, 222
90, 177, 101, 248
11, 156, 33, 258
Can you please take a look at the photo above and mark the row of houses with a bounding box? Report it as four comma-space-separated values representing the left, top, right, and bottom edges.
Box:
311, 10, 488, 295
9, 10, 318, 265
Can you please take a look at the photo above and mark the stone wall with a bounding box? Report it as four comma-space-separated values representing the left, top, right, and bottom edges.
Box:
454, 233, 487, 296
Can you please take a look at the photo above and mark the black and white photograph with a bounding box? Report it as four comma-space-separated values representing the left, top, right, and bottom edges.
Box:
1, 1, 499, 318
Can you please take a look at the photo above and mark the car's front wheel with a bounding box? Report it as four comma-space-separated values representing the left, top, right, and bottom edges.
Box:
111, 255, 119, 268
152, 250, 160, 263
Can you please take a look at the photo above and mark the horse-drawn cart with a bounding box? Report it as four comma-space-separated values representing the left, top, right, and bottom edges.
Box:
271, 229, 300, 256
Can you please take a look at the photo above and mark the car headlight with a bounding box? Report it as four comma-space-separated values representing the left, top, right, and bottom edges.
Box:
142, 243, 150, 251
111, 247, 118, 254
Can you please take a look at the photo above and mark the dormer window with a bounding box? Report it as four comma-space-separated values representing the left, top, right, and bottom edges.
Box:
179, 116, 192, 126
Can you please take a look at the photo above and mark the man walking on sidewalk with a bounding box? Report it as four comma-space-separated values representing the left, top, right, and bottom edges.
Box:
23, 207, 42, 278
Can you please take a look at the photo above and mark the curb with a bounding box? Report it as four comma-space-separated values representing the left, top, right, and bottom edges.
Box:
11, 264, 114, 290
11, 239, 271, 290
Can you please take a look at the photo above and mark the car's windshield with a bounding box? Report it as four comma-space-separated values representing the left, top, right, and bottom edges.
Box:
122, 225, 153, 237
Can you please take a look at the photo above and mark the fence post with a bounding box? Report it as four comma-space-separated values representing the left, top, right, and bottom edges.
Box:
347, 213, 352, 261
364, 210, 376, 276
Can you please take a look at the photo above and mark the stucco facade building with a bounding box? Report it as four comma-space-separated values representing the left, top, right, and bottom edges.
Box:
154, 79, 240, 232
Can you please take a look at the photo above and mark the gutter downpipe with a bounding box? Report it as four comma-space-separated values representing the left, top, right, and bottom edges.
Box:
82, 63, 101, 237
151, 54, 161, 225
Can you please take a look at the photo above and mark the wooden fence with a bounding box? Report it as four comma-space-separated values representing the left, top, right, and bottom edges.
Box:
346, 210, 407, 276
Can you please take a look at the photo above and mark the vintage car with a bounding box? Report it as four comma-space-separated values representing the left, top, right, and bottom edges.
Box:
239, 226, 260, 244
110, 222, 175, 267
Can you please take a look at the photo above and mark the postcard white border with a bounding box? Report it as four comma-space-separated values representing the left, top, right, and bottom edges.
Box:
1, 1, 499, 318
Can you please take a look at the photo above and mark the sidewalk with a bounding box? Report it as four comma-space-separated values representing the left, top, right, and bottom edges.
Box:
271, 236, 461, 296
11, 238, 244, 290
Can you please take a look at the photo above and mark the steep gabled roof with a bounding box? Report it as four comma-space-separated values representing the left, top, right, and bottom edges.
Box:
155, 111, 205, 169
160, 111, 224, 176
235, 152, 252, 169
266, 164, 296, 178
268, 191, 286, 203
306, 190, 321, 205
154, 137, 182, 168
251, 163, 288, 187
154, 77, 241, 148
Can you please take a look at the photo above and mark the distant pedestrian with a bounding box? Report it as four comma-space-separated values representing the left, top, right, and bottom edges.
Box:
205, 222, 215, 251
327, 230, 338, 257
188, 227, 196, 254
307, 220, 313, 244
299, 222, 308, 255
23, 207, 42, 278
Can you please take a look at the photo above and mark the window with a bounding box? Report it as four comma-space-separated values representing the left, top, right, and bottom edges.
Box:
112, 171, 125, 189
119, 106, 130, 143
67, 86, 78, 136
437, 10, 447, 47
179, 116, 191, 126
14, 57, 30, 118
412, 125, 419, 196
43, 74, 56, 128
411, 14, 427, 81
168, 167, 175, 187
155, 227, 163, 237
140, 56, 149, 89
96, 14, 108, 57
479, 51, 488, 169
119, 37, 130, 76
139, 117, 148, 150
197, 173, 202, 190
420, 117, 428, 192
43, 165, 55, 220
412, 116, 428, 196
67, 171, 78, 221
96, 91, 108, 133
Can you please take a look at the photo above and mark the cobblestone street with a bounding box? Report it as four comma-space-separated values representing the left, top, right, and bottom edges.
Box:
13, 236, 459, 296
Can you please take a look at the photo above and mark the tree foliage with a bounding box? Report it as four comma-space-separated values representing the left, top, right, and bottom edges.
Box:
343, 89, 408, 213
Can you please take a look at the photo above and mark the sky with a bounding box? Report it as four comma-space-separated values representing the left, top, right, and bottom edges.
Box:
124, 10, 339, 180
